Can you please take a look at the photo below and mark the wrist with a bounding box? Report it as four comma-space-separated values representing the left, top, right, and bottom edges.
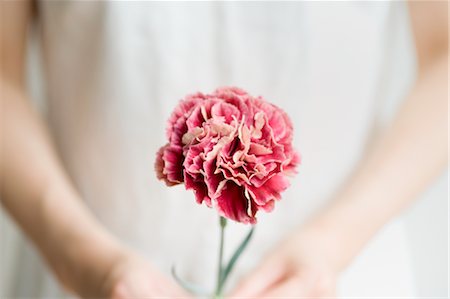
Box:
292, 205, 371, 273
39, 183, 128, 296
63, 233, 128, 297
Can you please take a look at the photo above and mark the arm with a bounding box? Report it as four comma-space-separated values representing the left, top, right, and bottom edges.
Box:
309, 0, 448, 272
232, 2, 448, 297
0, 2, 187, 298
0, 1, 125, 295
304, 1, 448, 272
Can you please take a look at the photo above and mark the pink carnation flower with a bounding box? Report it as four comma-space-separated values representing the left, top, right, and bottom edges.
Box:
155, 87, 300, 224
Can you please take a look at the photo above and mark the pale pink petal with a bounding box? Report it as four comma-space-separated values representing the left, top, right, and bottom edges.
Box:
156, 86, 299, 224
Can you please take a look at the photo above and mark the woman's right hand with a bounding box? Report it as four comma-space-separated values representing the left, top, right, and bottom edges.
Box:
101, 250, 190, 299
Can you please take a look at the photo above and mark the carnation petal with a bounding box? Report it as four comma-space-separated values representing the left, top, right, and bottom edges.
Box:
162, 145, 184, 184
184, 171, 211, 206
156, 87, 299, 224
248, 173, 290, 206
215, 181, 257, 224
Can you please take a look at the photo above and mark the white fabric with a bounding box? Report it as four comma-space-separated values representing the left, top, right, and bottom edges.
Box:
3, 1, 417, 297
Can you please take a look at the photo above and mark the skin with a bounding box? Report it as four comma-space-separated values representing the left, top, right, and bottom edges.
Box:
0, 1, 188, 298
231, 2, 448, 297
0, 1, 447, 298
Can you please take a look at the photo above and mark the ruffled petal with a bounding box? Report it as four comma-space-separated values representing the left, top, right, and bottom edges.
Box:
215, 181, 257, 224
156, 87, 299, 224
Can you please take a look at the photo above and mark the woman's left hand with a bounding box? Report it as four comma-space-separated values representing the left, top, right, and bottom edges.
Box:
229, 230, 337, 298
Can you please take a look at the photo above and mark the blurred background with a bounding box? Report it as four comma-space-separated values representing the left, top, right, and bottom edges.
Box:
1, 1, 448, 297
3, 18, 447, 299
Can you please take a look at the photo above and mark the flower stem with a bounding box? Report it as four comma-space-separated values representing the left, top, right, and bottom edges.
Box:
215, 217, 227, 298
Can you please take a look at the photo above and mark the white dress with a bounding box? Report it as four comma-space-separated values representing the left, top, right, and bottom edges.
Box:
2, 1, 417, 297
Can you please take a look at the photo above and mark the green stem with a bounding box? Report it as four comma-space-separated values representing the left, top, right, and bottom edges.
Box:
215, 217, 227, 298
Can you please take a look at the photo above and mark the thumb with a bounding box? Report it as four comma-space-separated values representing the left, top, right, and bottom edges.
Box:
230, 256, 286, 298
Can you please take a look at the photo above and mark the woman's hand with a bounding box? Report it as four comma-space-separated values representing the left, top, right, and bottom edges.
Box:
230, 230, 337, 298
232, 3, 448, 296
102, 250, 189, 299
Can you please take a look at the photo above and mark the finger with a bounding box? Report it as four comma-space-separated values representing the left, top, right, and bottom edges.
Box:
230, 256, 286, 298
312, 274, 336, 298
153, 273, 191, 298
257, 276, 308, 298
165, 278, 192, 298
110, 281, 130, 299
259, 273, 336, 298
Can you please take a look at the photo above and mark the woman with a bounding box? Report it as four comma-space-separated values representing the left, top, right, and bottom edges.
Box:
1, 1, 447, 298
